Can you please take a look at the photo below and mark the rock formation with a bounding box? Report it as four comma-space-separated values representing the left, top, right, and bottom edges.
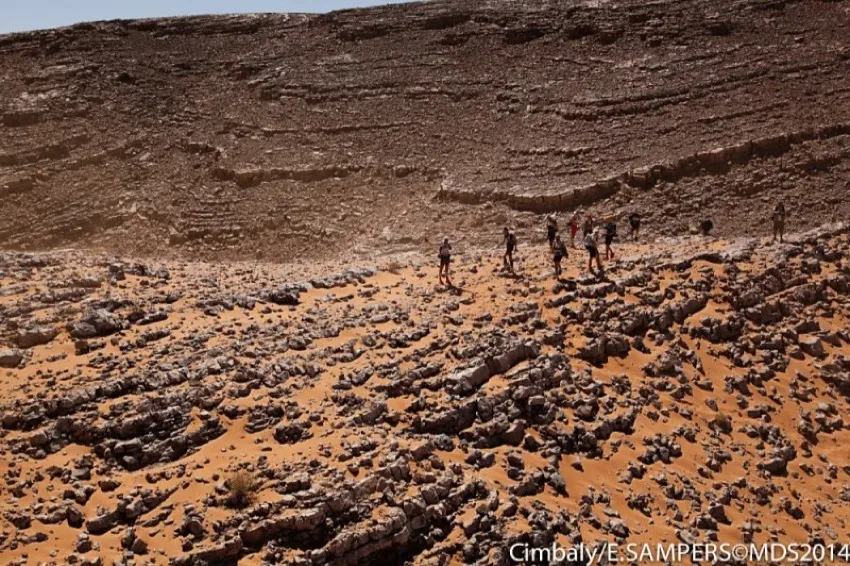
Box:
1, 0, 849, 260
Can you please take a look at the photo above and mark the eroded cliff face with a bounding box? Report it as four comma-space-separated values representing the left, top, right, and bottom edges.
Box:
2, 0, 850, 262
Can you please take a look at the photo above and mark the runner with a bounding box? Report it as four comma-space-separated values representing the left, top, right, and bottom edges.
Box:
772, 202, 786, 243
546, 214, 559, 250
438, 237, 453, 286
569, 212, 580, 248
552, 234, 568, 278
503, 227, 517, 274
629, 212, 641, 241
604, 216, 617, 261
584, 228, 603, 274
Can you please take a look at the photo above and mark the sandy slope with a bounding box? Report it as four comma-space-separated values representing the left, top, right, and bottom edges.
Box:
1, 224, 849, 564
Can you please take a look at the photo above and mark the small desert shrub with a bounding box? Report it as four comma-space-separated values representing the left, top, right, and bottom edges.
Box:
225, 470, 260, 508
386, 259, 403, 274
710, 412, 732, 434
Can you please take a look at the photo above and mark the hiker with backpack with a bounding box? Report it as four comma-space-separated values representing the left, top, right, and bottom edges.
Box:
582, 214, 595, 238
503, 227, 517, 274
629, 213, 641, 241
552, 234, 568, 278
546, 214, 559, 250
584, 227, 603, 275
603, 216, 617, 260
438, 237, 453, 286
772, 202, 787, 243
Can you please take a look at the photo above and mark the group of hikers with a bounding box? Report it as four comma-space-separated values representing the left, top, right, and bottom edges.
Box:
537, 211, 641, 278
437, 203, 787, 286
438, 211, 641, 285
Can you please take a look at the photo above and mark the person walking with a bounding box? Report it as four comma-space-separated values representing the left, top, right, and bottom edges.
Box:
628, 213, 641, 241
604, 216, 617, 261
546, 214, 559, 250
438, 236, 453, 286
582, 214, 594, 237
503, 227, 517, 274
772, 202, 787, 243
584, 228, 603, 275
569, 212, 580, 248
552, 234, 568, 278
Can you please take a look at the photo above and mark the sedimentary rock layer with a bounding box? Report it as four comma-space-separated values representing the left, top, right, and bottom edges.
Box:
1, 0, 849, 259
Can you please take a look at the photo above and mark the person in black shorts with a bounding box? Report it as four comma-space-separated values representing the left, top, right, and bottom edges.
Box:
552, 234, 568, 278
584, 229, 603, 274
546, 215, 558, 250
503, 227, 517, 274
629, 213, 641, 241
604, 217, 617, 260
438, 237, 452, 286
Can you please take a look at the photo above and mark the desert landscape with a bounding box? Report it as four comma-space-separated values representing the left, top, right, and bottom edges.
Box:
2, 0, 850, 564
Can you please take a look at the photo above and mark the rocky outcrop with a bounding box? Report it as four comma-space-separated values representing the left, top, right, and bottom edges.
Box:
0, 349, 24, 368
437, 123, 850, 213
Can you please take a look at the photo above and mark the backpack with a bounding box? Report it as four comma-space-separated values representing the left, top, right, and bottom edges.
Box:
508, 233, 517, 247
554, 241, 566, 259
